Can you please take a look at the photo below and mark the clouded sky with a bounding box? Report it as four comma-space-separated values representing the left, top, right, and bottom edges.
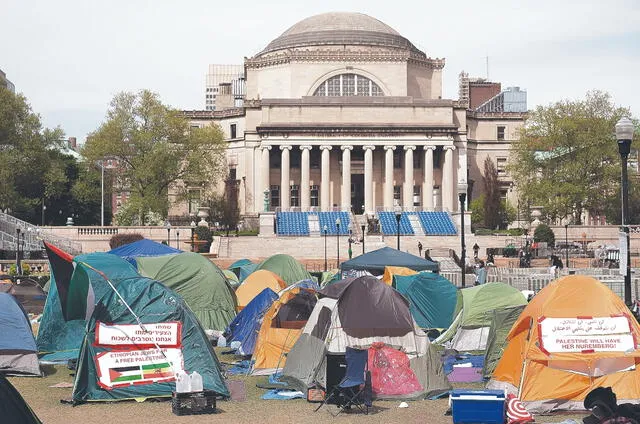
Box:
2, 0, 639, 142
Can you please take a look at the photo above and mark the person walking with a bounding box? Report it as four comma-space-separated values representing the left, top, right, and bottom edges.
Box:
474, 260, 487, 286
418, 241, 423, 257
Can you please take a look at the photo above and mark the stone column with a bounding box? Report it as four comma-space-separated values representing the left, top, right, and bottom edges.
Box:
403, 146, 416, 209
320, 145, 332, 211
280, 145, 292, 210
423, 146, 435, 210
261, 145, 271, 205
300, 145, 312, 211
364, 145, 375, 215
442, 145, 456, 212
384, 146, 395, 209
341, 146, 353, 211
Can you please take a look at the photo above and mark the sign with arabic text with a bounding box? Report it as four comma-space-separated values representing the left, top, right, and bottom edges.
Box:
539, 316, 635, 353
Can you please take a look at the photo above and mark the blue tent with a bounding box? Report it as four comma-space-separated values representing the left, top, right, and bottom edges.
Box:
279, 278, 320, 296
340, 247, 439, 275
229, 258, 252, 271
393, 272, 460, 329
224, 288, 278, 355
0, 293, 41, 375
108, 239, 181, 266
37, 253, 142, 363
238, 263, 259, 282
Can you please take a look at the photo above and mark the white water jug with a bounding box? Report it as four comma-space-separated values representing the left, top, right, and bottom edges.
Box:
217, 334, 227, 347
175, 370, 190, 393
190, 371, 203, 392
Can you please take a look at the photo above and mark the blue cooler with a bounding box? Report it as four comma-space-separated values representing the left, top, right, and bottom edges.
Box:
450, 389, 505, 424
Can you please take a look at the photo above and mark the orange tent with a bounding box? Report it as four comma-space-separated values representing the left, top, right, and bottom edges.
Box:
251, 288, 317, 375
235, 270, 287, 311
488, 275, 640, 412
381, 266, 418, 285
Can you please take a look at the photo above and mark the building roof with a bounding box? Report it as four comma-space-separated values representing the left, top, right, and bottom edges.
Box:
259, 12, 425, 57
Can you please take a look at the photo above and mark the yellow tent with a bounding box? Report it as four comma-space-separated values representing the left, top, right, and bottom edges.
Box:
382, 266, 418, 285
488, 275, 640, 412
236, 270, 287, 311
251, 288, 317, 375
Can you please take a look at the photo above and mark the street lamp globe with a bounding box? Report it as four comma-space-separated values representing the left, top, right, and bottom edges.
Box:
616, 117, 635, 143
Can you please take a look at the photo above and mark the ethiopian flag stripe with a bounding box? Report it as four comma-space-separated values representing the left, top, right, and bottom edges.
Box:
141, 362, 173, 379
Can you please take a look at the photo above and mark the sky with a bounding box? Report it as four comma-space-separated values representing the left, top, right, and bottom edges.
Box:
2, 0, 639, 143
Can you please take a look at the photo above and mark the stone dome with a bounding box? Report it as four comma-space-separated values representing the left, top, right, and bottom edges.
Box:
259, 12, 425, 56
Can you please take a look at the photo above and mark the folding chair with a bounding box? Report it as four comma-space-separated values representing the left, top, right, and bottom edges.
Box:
315, 347, 372, 416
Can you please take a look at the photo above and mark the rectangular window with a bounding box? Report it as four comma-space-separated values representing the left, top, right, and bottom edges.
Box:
413, 185, 421, 207
230, 124, 237, 139
497, 157, 507, 176
229, 167, 237, 180
290, 185, 299, 207
497, 126, 506, 140
270, 185, 280, 208
393, 186, 401, 206
393, 149, 402, 168
270, 148, 281, 169
310, 185, 319, 207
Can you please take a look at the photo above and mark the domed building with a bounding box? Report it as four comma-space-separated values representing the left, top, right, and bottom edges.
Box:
182, 12, 527, 233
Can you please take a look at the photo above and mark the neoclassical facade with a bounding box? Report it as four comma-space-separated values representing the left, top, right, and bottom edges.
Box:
179, 12, 526, 220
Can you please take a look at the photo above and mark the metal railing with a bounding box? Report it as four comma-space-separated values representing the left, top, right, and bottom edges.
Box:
0, 212, 82, 255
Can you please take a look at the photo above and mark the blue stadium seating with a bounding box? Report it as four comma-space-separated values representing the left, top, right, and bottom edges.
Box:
315, 211, 350, 235
377, 212, 414, 235
276, 212, 310, 236
416, 211, 457, 235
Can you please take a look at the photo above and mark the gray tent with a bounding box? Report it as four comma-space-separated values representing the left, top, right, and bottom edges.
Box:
482, 305, 525, 379
281, 275, 450, 400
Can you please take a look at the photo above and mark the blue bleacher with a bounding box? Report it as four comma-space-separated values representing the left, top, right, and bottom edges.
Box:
315, 211, 350, 235
417, 211, 457, 235
276, 212, 310, 236
377, 212, 414, 235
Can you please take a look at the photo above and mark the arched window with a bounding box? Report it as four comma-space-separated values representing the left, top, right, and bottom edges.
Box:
313, 73, 384, 97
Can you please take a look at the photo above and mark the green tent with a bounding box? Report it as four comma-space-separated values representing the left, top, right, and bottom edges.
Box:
254, 254, 311, 286
72, 278, 229, 403
393, 272, 461, 329
135, 252, 237, 331
37, 253, 142, 363
435, 282, 527, 351
482, 305, 525, 379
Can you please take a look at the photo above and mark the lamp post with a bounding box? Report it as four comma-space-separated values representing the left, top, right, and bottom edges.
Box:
100, 160, 104, 227
176, 229, 180, 250
394, 206, 402, 250
458, 184, 468, 288
41, 201, 46, 226
336, 218, 341, 267
323, 225, 328, 271
361, 223, 366, 255
15, 228, 22, 273
564, 223, 569, 269
616, 117, 635, 305
190, 221, 196, 252
165, 221, 171, 246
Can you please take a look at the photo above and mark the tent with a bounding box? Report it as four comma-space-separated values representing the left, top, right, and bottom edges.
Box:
281, 275, 450, 399
135, 252, 237, 331
238, 263, 258, 282
0, 293, 41, 376
223, 269, 240, 287
236, 270, 287, 310
251, 288, 317, 375
435, 282, 527, 351
72, 277, 229, 403
108, 238, 181, 266
0, 374, 42, 424
224, 288, 279, 355
37, 253, 142, 363
488, 275, 640, 412
382, 266, 417, 285
228, 258, 252, 272
482, 305, 525, 379
340, 247, 439, 276
277, 278, 321, 297
2, 279, 46, 314
393, 272, 460, 329
254, 254, 312, 286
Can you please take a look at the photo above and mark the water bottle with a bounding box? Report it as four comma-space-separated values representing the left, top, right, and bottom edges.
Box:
217, 334, 226, 347
175, 371, 190, 393
230, 340, 241, 350
189, 371, 203, 392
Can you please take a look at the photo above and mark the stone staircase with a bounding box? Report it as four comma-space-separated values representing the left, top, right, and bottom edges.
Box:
0, 211, 82, 254
408, 214, 424, 236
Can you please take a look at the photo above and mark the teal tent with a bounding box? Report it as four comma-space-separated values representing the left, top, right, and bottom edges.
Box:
254, 254, 312, 285
72, 278, 229, 403
37, 253, 141, 363
340, 247, 439, 275
393, 272, 460, 329
238, 263, 258, 282
229, 258, 252, 272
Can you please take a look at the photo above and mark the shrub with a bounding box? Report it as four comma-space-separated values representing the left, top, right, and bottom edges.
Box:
193, 226, 213, 253
534, 224, 555, 247
21, 262, 31, 276
8, 264, 17, 276
109, 233, 144, 249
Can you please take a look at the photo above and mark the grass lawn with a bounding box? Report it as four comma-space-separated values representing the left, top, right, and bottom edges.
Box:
8, 350, 588, 424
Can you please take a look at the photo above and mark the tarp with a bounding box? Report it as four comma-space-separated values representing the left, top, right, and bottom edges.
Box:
0, 374, 42, 423
108, 239, 181, 266
135, 253, 237, 331
236, 270, 287, 310
382, 266, 417, 285
393, 273, 460, 329
488, 275, 640, 413
225, 288, 279, 355
340, 247, 439, 275
37, 253, 142, 362
254, 254, 312, 286
0, 293, 41, 376
72, 277, 229, 402
482, 305, 525, 379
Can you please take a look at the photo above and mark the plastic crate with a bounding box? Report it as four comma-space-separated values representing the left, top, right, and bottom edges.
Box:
171, 390, 218, 416
450, 389, 505, 424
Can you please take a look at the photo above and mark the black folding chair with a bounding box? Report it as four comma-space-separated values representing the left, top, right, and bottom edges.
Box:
315, 347, 372, 416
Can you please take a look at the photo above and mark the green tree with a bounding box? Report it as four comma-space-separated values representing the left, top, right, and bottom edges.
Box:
534, 223, 556, 247
469, 195, 485, 229
483, 157, 501, 229
509, 91, 635, 224
82, 90, 226, 222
